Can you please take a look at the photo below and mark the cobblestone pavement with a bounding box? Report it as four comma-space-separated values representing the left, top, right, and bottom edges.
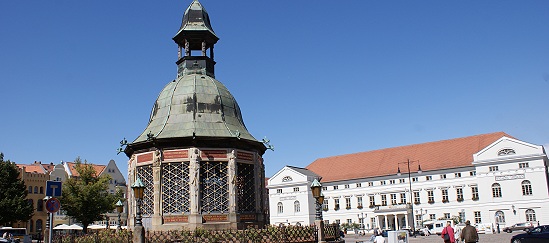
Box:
342, 232, 521, 243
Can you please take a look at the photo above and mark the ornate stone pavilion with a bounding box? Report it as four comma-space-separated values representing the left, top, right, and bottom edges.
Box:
124, 0, 267, 230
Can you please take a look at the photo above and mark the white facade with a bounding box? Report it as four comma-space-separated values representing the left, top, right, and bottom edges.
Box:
267, 166, 319, 226
269, 136, 549, 232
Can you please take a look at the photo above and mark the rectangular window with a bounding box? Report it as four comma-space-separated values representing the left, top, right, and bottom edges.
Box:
277, 189, 282, 194
390, 193, 397, 205
412, 177, 418, 182
357, 196, 363, 208
400, 193, 406, 204
322, 186, 328, 191
459, 211, 466, 223
345, 184, 350, 189
334, 199, 340, 210
430, 214, 436, 220
474, 211, 482, 224
489, 166, 499, 172
492, 184, 502, 198
442, 189, 449, 202
345, 197, 351, 209
519, 162, 529, 168
414, 191, 420, 204
470, 171, 476, 176
399, 179, 405, 184
368, 182, 373, 187
323, 199, 329, 211
389, 179, 395, 184
440, 174, 446, 179
333, 185, 338, 190
293, 187, 299, 192
456, 187, 464, 201
381, 194, 387, 206
356, 183, 362, 188
426, 176, 432, 181
455, 172, 462, 178
444, 213, 450, 219
415, 215, 422, 228
380, 181, 386, 185
369, 195, 375, 207
335, 219, 340, 224
522, 182, 532, 196
427, 190, 434, 203
347, 219, 352, 224
471, 185, 479, 200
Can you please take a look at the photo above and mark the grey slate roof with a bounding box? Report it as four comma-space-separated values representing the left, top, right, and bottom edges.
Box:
133, 73, 259, 144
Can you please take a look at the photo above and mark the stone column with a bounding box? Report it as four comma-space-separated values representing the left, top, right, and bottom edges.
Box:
188, 148, 201, 228
152, 149, 162, 228
394, 214, 399, 230
228, 150, 237, 226
384, 215, 388, 230
405, 214, 409, 228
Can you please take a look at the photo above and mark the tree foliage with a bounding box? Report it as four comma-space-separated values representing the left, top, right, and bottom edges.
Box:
60, 157, 119, 233
0, 153, 34, 226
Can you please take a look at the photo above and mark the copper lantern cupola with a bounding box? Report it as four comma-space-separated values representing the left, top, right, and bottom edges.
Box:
125, 0, 267, 231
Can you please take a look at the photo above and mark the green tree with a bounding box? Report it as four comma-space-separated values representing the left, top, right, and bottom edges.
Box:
60, 157, 119, 233
0, 153, 34, 226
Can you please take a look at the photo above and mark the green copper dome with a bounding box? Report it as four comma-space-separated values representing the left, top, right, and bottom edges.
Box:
133, 73, 258, 143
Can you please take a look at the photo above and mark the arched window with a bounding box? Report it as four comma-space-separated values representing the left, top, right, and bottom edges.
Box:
29, 220, 34, 233
277, 202, 283, 214
498, 149, 516, 156
40, 187, 44, 194
28, 199, 34, 209
495, 211, 505, 223
525, 209, 536, 222
28, 186, 32, 194
36, 219, 43, 232
282, 176, 293, 182
37, 200, 43, 211
294, 201, 300, 213
34, 186, 38, 194
522, 180, 532, 196
492, 183, 502, 198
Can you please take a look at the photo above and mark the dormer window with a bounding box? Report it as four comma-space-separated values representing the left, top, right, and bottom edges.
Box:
282, 176, 293, 182
498, 148, 516, 156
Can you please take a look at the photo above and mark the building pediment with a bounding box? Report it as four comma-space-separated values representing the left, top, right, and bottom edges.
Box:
473, 137, 543, 164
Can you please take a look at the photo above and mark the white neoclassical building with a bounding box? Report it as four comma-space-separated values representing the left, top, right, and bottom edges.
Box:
268, 132, 549, 231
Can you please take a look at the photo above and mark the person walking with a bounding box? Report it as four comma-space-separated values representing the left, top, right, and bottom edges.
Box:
454, 224, 462, 243
441, 222, 455, 243
460, 220, 479, 243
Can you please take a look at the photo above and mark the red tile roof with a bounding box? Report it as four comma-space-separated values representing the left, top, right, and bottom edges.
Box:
65, 162, 106, 177
306, 132, 511, 182
16, 164, 46, 174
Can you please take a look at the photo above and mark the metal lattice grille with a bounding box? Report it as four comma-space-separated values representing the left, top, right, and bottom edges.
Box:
162, 162, 190, 214
200, 161, 228, 213
237, 163, 255, 213
136, 165, 154, 215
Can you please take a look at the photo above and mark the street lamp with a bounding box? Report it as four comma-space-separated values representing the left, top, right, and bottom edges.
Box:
115, 200, 124, 230
310, 178, 325, 243
131, 177, 145, 243
397, 159, 421, 236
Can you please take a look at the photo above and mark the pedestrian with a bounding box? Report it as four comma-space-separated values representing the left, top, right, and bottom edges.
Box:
375, 228, 385, 243
441, 222, 455, 243
460, 220, 479, 243
454, 224, 462, 243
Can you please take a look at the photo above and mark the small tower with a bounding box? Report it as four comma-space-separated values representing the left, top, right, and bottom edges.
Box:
173, 0, 219, 78
125, 0, 267, 231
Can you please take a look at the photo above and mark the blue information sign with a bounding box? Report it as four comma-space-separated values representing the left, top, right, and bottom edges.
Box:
46, 180, 62, 197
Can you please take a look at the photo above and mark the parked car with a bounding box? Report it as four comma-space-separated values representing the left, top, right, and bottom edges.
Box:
503, 222, 535, 233
510, 225, 549, 243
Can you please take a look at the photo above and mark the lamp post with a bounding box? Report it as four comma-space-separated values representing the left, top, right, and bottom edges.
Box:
397, 159, 421, 236
310, 178, 325, 243
116, 200, 124, 231
131, 177, 145, 243
43, 196, 51, 243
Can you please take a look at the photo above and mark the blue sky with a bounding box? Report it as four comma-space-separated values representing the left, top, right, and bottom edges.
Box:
1, 0, 548, 179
